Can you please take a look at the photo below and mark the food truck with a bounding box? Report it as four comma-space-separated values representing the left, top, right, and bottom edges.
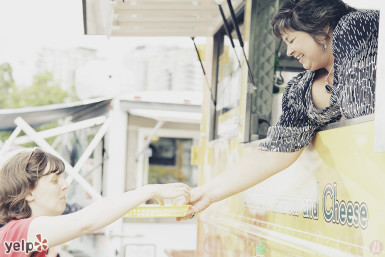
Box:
188, 0, 385, 256
64, 0, 385, 256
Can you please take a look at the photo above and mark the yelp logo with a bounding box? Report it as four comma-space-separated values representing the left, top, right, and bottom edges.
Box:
34, 234, 48, 252
3, 234, 48, 254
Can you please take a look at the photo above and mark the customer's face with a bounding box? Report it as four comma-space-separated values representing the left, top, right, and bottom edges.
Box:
27, 165, 68, 216
282, 30, 329, 71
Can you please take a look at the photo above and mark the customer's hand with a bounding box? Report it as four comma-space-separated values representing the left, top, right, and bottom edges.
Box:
144, 183, 191, 205
177, 186, 212, 221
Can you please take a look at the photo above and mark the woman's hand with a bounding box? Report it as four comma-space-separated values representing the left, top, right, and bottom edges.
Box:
143, 183, 191, 205
176, 186, 212, 221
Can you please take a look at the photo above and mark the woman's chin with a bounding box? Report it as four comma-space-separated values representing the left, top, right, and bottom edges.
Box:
58, 203, 67, 215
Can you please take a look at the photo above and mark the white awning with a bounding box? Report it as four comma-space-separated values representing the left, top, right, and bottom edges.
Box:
0, 95, 202, 131
0, 98, 112, 131
83, 0, 244, 37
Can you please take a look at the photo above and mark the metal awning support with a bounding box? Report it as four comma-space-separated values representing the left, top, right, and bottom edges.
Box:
135, 120, 165, 158
14, 117, 103, 200
13, 116, 107, 145
66, 116, 112, 185
0, 126, 22, 157
0, 114, 113, 199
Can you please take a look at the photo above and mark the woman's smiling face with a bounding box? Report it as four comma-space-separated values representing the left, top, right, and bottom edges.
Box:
282, 29, 331, 71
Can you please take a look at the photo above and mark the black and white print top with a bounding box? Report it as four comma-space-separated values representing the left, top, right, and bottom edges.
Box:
258, 10, 379, 152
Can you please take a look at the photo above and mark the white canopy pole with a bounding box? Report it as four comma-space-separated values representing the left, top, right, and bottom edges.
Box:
0, 126, 22, 159
14, 117, 102, 200
14, 116, 107, 145
135, 120, 165, 158
66, 116, 112, 185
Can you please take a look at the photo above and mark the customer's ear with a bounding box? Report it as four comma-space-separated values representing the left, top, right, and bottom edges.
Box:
25, 191, 34, 202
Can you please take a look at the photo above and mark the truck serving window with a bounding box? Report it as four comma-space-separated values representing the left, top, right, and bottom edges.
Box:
210, 9, 245, 140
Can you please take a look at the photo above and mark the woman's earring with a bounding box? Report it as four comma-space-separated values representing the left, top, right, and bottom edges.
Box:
323, 44, 327, 51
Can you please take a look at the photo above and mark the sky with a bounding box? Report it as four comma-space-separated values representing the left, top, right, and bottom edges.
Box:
0, 0, 104, 86
0, 1, 87, 62
0, 0, 198, 87
0, 0, 196, 54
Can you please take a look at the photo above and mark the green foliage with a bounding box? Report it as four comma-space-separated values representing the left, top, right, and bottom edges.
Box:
17, 71, 70, 107
0, 63, 78, 145
0, 63, 78, 108
0, 63, 17, 108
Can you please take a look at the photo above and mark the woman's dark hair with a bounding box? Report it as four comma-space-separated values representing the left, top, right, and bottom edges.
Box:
0, 148, 65, 223
271, 0, 356, 44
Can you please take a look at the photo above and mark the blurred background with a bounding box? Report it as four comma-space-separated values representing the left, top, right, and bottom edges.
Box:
0, 0, 205, 103
0, 1, 205, 257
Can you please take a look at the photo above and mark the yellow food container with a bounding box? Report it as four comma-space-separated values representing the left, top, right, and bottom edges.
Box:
123, 204, 191, 218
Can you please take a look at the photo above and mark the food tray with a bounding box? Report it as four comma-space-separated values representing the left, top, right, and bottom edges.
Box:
123, 204, 190, 218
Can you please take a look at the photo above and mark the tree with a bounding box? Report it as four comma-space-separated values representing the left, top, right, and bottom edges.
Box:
0, 64, 78, 144
0, 65, 73, 108
18, 71, 70, 107
0, 63, 18, 108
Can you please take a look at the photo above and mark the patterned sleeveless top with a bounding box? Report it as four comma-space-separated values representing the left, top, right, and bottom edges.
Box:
259, 10, 379, 152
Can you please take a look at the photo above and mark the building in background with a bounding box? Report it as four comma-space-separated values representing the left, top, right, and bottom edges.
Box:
126, 46, 203, 92
36, 47, 98, 91
75, 45, 204, 99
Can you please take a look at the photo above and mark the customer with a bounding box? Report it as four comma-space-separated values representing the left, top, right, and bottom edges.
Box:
179, 0, 379, 220
0, 148, 191, 256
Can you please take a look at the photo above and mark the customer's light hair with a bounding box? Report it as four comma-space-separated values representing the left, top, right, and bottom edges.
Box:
0, 148, 65, 223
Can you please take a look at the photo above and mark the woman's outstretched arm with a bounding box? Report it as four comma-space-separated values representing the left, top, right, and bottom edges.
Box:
178, 147, 303, 220
28, 183, 190, 248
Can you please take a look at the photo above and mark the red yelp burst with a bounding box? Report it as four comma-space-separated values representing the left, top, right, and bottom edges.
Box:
34, 234, 48, 252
